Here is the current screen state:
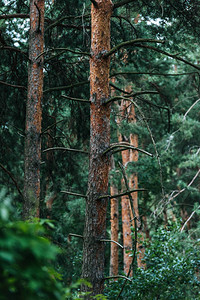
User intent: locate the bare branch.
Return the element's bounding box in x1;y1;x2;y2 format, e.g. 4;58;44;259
134;44;200;71
99;239;123;248
110;71;199;78
183;98;200;120
36;48;90;60
0;80;27;90
68;233;83;239
43;80;89;94
41;119;65;134
0;163;23;200
0;46;29;60
105;92;159;105
103;142;153;157
104;39;164;58
104;275;132;282
61;95;90;103
61;191;87;198
168;169;200;203
181;205;200;232
43;147;88;154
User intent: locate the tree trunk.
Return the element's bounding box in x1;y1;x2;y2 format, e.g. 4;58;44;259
23;0;44;219
110;185;119;277
81;0;113;296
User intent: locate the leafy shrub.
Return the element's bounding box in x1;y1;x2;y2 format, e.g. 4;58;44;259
106;224;200;299
0;191;64;300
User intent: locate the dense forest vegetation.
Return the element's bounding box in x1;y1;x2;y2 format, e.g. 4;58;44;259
0;0;200;299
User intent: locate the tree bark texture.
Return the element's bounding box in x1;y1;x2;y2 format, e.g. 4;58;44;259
110;185;119;277
23;0;44;219
81;0;113;296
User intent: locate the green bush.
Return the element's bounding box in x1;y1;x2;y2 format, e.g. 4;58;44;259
106;224;200;299
0;191;64;300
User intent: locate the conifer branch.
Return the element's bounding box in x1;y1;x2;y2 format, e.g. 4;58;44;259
99;239;123;248
61;191;87;198
43;80;89;94
0;80;27;90
61;95;90;103
134;44;200;71
43;147;88;154
104;39;164;58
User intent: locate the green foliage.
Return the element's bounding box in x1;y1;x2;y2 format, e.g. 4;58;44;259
106;224;200;299
0;194;64;300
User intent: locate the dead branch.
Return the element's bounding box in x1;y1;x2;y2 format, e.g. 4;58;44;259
104;39;164;58
43;80;89;94
61;95;90;103
43;147;88;154
99;239;123;248
61;191;87;198
0;163;23;200
134;43;200;71
103;142;153;157
0;80;27;90
104;275;132;282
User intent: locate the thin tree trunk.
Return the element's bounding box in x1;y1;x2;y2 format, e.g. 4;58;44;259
110;185;119;277
81;0;113;296
23;0;44;219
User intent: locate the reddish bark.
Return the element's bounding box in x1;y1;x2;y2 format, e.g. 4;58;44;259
110;185;119;277
23;0;44;219
81;0;113;296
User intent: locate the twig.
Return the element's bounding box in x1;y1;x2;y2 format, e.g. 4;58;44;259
99;239;123;248
43;147;88;154
183;98;200;120
167;169;200;203
105;92;159;105
181;205;200;232
61;191;87;198
61;95;90;103
0;163;23;200
104;275;132;282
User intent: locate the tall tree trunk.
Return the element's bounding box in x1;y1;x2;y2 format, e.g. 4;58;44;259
81;0;113;296
23;0;44;219
110;185;119;277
